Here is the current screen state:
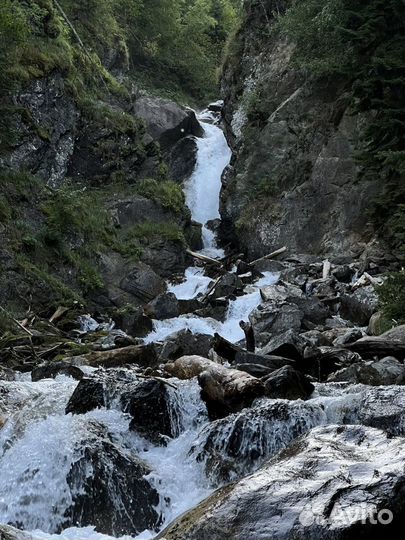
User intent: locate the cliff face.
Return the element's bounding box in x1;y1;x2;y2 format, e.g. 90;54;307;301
220;0;382;260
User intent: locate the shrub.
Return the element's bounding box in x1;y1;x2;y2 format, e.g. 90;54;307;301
377;271;405;324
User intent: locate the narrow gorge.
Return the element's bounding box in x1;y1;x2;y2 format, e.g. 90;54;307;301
0;1;404;539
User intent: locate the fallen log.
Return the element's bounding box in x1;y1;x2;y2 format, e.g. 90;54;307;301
250;246;287;266
65;344;158;369
345;337;405;360
165;355;219;379
322;259;331;280
186;249;222;266
198;362;264;419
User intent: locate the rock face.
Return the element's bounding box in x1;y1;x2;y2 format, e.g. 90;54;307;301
161;425;405;540
219;0;382;259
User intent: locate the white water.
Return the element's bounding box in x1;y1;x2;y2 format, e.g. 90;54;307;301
167;267;212;300
184;112;231;259
146;271;279;345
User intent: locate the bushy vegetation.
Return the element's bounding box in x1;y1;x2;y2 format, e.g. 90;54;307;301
277;0;405;252
0;0;241;106
377;270;405;324
136;179;187;215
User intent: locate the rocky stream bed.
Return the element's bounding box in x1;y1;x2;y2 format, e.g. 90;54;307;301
0;107;404;540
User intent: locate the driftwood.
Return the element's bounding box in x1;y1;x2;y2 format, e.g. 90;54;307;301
239;321;255;352
251;246;287;266
322;259;331;280
186;249;222;266
345;337;405;360
165;355;219;379
68;344;157;369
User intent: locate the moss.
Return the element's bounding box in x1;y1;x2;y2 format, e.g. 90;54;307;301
0;196;12;222
136;179;187;215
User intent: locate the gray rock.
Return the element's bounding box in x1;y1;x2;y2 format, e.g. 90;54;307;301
288;295;330;325
333;327;364;346
340;285;379;325
233;350;296;370
162;425;405;540
328;356;405;386
259;282;303;303
119;261;166;303
159;330;213;362
259;329;308;361
249;301;304;335
112;305;153;338
65;378;105;415
0;366;16;381
168;136;198;182
145;292;179;320
263;365;314;400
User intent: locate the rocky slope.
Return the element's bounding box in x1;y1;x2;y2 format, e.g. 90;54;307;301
219;0;392;261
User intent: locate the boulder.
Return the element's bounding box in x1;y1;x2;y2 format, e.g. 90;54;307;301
345;326;405;360
111;305;153;337
287;296;330;325
66;343;158;369
332;264;355;283
65;378;105;414
119;261;166;303
160;425;405;540
145;292;179;320
0;366;16;381
259;330;307;361
340;285;379;325
263;366;314;400
212;272;242;299
249;301;304;335
31;362;84;382
198;364;264;419
191;400;325;485
332;327;364;346
259;282;303;303
168;136;198;182
132;95;203;148
159;331;213;362
328;357;405;386
301;346;362;381
66;424;161;535
121;379;178;444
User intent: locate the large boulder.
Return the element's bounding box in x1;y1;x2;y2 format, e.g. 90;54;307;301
132;95;203;148
32;362;84;382
159;331;213;362
66;423;161;535
66;378;105;415
260;329;308;361
249;301;304;335
160;425;405;540
145;292;180;320
192;399;325;485
340;285;379;325
119;261;166;303
111;305;153;337
263;366;314;400
121;379;178;444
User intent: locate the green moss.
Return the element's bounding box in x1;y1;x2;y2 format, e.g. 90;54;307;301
0;196;11;222
136;179;187;215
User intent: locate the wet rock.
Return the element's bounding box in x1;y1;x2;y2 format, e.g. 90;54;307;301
91;329;137;350
145;292;179;320
0;525;34;540
191;399;325;485
213;272;242;299
340;285;379;325
162;425;405;540
328;357;405;386
31;362;84;382
249;302;304;335
112;305;153;338
122;379;177;444
263;366;314;400
159;331;213;362
0;366;16;381
65;378;105;415
198;364;264;419
66;423;161;535
168;136;198;182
